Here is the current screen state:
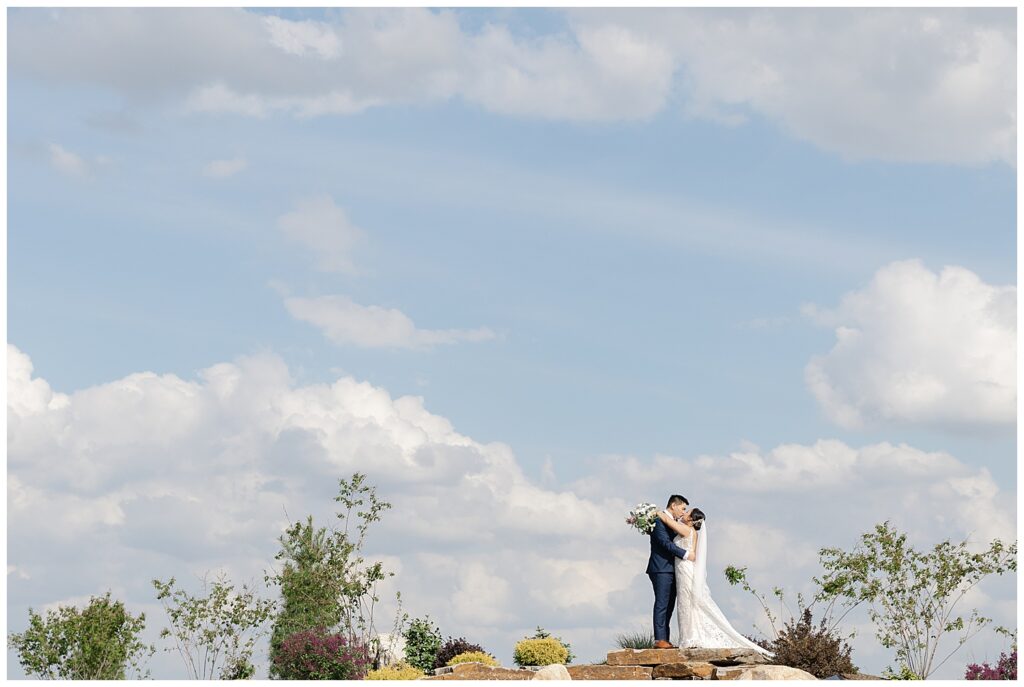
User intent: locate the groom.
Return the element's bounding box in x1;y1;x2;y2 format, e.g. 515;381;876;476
646;495;690;649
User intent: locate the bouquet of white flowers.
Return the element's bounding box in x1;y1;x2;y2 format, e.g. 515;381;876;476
626;503;660;535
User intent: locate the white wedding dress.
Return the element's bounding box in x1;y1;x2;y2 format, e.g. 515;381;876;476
673;526;773;655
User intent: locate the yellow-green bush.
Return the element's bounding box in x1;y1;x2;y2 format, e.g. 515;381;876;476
366;662;425;680
513;638;568;667
447;651;500;667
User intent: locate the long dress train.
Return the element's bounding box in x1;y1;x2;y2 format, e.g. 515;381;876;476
674;527;773;655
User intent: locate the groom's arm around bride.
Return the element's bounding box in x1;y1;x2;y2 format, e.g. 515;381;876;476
651;516;689;562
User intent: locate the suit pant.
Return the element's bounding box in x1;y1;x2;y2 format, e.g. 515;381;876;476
648;572;676;641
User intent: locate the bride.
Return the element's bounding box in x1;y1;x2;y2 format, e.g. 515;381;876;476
656;508;773;655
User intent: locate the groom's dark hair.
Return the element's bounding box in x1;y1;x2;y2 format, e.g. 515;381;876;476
667;495;689;508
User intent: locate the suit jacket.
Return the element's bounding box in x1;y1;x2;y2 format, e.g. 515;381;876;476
646;514;689;574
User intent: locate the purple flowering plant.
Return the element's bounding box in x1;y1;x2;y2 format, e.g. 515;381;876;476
964;651;1017;680
273;627;371;680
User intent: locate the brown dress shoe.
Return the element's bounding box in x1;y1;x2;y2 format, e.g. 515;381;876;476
653;640;677;649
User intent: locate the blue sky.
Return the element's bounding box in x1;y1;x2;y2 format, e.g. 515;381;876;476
7;7;1017;679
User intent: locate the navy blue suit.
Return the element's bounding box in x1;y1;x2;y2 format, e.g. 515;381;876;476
646;516;689;642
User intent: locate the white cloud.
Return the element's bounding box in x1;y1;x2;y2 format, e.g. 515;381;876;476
540;455;557;486
8;565;31;581
202;156;247;178
264;15;341;60
7;344;70;418
46;143;113;177
276;195;366;273
184;82;380;118
41;594;108;616
461;22;673;121
184;83;271;118
570;440;1014;550
6;344;1015;678
10;8;1013;164
711;521;818;573
572;8;1015;165
284;294;496;350
804;260;1016;431
451;562;512;625
48;143;89;176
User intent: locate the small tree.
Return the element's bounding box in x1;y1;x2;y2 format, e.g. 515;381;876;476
8;591;153;679
152;574;275;680
725;565;860;638
267;473;398;674
402;616;442;672
267;515;347;670
335;472;394;647
816;521;1017;679
724;567;858;677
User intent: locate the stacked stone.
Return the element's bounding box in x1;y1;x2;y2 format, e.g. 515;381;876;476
603;647;816;680
424;647;824;680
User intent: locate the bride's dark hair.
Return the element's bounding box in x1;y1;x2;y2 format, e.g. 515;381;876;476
689;508;706;531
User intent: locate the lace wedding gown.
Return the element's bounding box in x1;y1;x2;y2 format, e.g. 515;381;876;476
674;527;773;655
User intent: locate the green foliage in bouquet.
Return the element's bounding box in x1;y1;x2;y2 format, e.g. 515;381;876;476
448;650;499;667
366;661;425;680
626;503;659;535
513;638;568;667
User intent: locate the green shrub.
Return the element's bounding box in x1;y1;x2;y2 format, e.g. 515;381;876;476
366;661;424;680
8;592;153;680
762;608;857;679
434;637;485;669
530;626;574;663
615;630;654;649
513;638;568;667
884;664;923;680
448;651;499;667
403;616;442;673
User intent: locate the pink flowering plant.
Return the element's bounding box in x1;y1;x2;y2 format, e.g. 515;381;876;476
626;503;660;535
273;627;370;680
964;651;1017;680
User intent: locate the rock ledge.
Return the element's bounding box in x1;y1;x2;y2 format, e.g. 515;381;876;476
424;648;822;680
